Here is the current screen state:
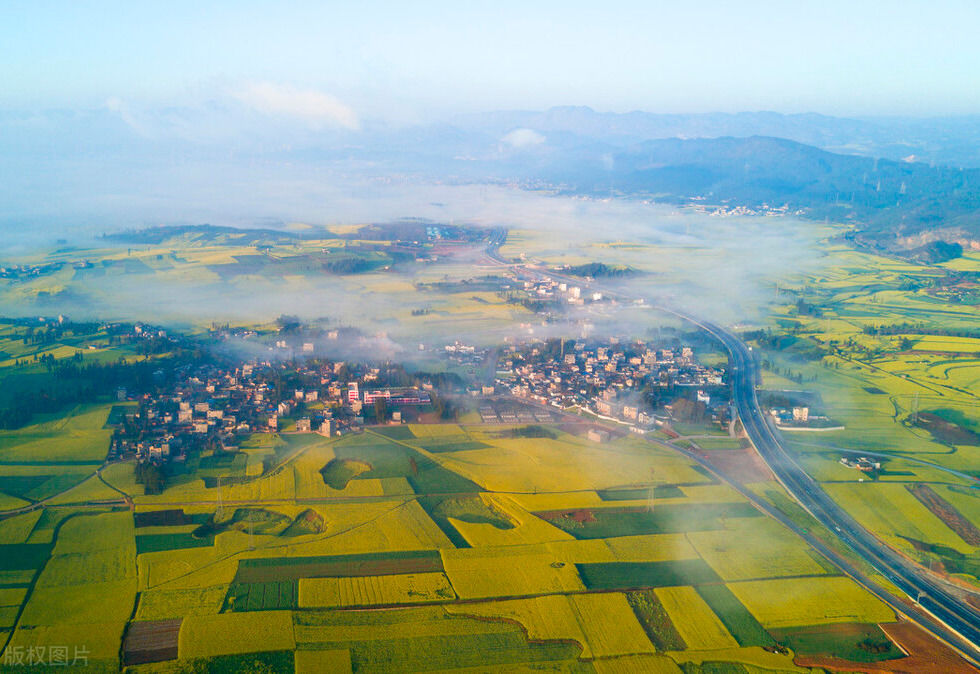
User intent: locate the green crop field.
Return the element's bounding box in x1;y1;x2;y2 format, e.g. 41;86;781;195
576;559;721;589
694;584;777;648
771;622;903;663
0;404;113;464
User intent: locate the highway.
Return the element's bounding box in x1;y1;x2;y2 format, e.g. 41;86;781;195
681;312;980;664
482;232;980;664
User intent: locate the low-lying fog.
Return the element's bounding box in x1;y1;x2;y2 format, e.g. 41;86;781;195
0;158;826;343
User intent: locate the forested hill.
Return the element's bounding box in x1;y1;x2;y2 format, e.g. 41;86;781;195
551;136;980;253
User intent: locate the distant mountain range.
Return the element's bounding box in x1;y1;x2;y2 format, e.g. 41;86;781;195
452;107;980;168
4;104;980;257
539;135;980;255
434;112;980;254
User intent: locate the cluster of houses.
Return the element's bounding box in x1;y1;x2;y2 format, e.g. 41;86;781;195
518;278;606;306
112;357;431;473
839;456;882;473
0;260;73;279
690;201;805;217
769;406;812;424
768;406;839;430
496;339;726;430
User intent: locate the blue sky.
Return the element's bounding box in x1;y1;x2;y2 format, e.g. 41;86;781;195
3;0;980;118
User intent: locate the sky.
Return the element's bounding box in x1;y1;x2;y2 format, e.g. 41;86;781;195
3;0;980;119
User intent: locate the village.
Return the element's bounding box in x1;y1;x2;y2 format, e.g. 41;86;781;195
444;334;731;434
497;338;729;432
110;337;435;490
107;319;733;491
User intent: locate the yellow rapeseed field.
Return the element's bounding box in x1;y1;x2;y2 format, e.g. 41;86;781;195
135;586;229;620
686;518;829;581
179;610;295;659
569;592;656;657
441;545;585;599
655;586;738;650
447;494;575;547
295;649;353;674
728;576;895;628
604;534;698;562
824;482;976;555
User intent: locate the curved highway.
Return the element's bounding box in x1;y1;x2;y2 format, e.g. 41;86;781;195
691;313;980;663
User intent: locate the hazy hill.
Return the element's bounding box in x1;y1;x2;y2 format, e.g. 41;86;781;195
453;106;980;168
550;136;980;252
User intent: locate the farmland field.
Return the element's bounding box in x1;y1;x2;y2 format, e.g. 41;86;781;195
655;586;739;650
0;404;113;464
728;576;895;629
0;403;935;671
537;502;761;539
298;572;455;608
749;242;980;601
686;517;830;581
576;559;720;590
771;622;903;664
694;584;777;648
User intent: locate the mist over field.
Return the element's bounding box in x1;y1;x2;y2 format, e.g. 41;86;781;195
0;155;824;340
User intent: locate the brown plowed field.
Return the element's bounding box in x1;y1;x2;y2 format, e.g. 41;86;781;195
123;618;181;666
794;620;977;673
906;483;980;546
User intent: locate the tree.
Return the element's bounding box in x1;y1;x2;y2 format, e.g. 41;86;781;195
136;462;165;495
374;397;387;423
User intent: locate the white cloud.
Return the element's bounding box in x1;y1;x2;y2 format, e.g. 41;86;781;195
234;82;360;130
104;96;149;136
501;128;545;148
